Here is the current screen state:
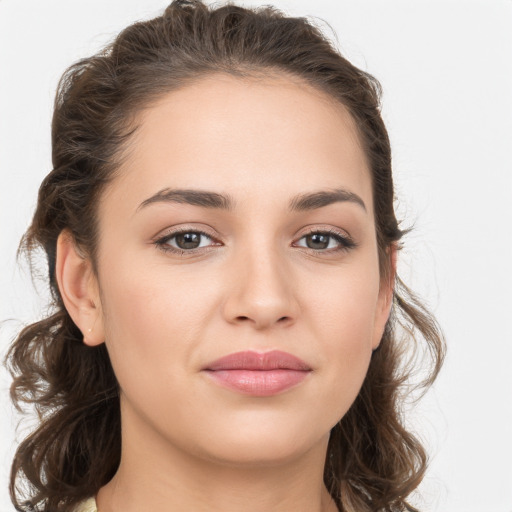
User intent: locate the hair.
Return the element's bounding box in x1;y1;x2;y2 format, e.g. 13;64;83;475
5;1;445;511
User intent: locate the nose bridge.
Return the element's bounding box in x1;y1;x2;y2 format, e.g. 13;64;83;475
223;232;298;329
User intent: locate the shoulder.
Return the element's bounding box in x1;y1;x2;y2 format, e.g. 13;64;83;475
72;497;97;512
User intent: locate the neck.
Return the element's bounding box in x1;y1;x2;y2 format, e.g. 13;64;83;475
96;402;338;512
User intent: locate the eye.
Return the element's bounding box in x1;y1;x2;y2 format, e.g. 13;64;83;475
154;229;219;254
153;227;356;256
294;229;356;253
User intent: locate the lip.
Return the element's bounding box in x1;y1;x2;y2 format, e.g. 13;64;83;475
202;350;312;396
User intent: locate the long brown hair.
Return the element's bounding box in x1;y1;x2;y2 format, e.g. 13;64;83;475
5;1;445;511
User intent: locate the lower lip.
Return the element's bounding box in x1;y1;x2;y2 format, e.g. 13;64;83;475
204;369;310;396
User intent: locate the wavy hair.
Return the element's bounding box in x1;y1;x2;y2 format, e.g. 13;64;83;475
5;1;445;511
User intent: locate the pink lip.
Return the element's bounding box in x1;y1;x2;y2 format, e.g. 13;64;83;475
202;350;312;396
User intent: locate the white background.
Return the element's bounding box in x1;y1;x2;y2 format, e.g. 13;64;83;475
1;1;511;511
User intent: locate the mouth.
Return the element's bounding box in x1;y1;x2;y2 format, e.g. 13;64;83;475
202;350;312;396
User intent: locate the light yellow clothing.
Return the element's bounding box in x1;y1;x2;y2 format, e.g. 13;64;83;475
73;497;97;512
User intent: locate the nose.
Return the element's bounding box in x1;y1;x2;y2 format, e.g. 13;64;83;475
222;245;299;331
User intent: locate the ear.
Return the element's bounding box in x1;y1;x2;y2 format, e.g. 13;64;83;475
372;243;398;350
55;230;105;346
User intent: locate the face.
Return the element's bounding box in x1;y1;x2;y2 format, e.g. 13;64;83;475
88;74;392;466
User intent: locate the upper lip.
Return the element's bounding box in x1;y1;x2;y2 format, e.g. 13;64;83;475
203;350;312;371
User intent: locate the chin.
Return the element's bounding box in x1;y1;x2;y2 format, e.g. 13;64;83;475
202;439;319;468
190;413;331;467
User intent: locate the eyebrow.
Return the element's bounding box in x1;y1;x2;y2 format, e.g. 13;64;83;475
289;188;366;212
137;187;366;213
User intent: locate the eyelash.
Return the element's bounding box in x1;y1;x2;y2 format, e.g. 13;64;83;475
153;227;357;256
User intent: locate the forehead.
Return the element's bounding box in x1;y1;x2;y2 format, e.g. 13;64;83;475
102;72;373;215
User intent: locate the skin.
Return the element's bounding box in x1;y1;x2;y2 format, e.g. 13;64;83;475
56;73;395;512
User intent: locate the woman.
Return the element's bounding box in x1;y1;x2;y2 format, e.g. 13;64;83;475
5;1;445;511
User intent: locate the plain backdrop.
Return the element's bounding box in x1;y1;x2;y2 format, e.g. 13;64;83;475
1;1;511;511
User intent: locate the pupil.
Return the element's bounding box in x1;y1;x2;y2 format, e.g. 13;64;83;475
308;233;329;249
177;232;200;249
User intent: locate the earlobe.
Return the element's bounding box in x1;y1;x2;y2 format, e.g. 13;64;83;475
372;243;398;350
55;230;105;346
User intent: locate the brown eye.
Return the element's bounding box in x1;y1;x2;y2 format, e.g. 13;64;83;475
294;230;356;253
155;229;218;254
175;232;202;249
305;233;330;250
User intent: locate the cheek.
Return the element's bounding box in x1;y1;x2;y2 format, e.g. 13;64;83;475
308;265;380;413
311;260;380;344
97;255;217;392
